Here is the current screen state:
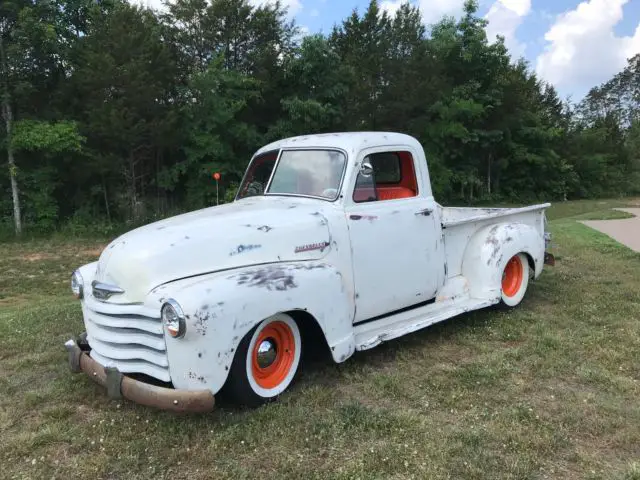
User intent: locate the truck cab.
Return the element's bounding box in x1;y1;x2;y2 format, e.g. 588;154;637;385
65;132;553;411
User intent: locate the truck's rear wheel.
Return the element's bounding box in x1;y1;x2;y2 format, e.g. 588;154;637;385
224;313;302;407
500;253;530;307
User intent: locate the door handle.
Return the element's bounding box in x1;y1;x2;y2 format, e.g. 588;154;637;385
415;208;433;217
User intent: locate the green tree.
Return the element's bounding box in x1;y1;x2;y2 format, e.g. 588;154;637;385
169;57;261;208
0;0;63;234
66;1;180;220
269;34;351;138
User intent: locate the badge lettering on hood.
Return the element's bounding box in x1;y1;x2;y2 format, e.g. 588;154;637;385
294;241;330;254
92;281;125;301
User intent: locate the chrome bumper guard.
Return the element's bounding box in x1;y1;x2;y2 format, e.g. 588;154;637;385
64;335;215;413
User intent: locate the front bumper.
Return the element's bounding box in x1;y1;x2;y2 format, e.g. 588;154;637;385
64;335;215;413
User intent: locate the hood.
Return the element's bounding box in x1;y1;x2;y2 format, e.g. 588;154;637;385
93;196;336;303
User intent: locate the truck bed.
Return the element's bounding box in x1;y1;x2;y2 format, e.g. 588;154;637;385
441;203;551;228
440;203;550;281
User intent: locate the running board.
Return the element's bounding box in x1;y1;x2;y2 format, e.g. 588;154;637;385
354;297;497;351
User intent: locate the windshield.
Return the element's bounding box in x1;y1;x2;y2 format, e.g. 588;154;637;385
237;149;347;201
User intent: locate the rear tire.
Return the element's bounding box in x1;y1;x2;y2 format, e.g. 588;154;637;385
223;313;302;407
500;253;530;307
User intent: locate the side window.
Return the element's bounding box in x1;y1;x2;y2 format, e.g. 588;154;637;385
352;151;418;203
371;152;401;183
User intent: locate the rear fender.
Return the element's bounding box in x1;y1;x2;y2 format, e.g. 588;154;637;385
461;222;545;302
152;262;355;394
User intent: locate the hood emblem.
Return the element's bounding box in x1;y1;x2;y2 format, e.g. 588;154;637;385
294;241;330;254
92;281;125;301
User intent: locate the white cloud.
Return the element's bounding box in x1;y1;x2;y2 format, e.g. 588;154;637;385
379;0;466;24
419;0;466;23
536;0;640;97
380;0;404;17
484;0;531;58
249;0;302;16
298;25;310;36
130;0;169;11
310;8;319;17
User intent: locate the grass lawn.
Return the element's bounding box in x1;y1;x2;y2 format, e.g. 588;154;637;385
1;199;639;479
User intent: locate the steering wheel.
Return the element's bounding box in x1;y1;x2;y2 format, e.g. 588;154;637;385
321;188;338;198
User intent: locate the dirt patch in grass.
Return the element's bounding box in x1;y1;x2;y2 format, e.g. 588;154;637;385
78;247;105;257
19;252;58;262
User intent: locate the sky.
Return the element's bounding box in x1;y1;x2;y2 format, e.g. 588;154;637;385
135;0;640;101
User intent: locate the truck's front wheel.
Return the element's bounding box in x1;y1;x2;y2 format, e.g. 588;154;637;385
224;313;302;407
500;253;530;307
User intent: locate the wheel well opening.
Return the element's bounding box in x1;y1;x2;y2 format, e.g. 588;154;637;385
285;309;332;362
523;252;535;278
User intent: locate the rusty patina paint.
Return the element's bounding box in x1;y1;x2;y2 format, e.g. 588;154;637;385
66;132;552;409
233;265;297;291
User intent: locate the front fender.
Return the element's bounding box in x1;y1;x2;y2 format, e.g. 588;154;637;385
461;222;545;302
152;262;355;394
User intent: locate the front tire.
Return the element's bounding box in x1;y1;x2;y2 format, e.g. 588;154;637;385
224;313;302;407
500;253;530;307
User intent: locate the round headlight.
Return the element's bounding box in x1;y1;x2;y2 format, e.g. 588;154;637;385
71;270;84;299
162;299;186;338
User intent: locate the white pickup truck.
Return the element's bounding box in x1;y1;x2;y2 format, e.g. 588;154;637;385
64;132;554;412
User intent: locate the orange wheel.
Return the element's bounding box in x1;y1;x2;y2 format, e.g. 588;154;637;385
502;256;524;297
500;253;530;307
223;313;302;407
250;321;296;389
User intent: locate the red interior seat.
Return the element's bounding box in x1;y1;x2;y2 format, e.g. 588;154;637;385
377;186;415;200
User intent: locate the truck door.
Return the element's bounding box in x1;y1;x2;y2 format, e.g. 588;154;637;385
345;147;445;323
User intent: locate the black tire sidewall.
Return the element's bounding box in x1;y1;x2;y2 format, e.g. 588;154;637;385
222;316;301;408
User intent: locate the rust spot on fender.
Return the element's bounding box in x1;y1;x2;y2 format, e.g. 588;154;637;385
485;234;500;265
194;310;213;336
187;371;206;383
232;266;297;291
230;264;326;291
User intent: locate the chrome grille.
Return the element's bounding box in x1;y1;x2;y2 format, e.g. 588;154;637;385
81;300;170;382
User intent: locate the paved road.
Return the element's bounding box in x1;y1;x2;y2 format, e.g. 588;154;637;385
581;208;640;253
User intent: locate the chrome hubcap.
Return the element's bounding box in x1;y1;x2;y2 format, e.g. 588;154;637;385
256;338;277;369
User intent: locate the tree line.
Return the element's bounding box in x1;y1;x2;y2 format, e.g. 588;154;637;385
1;0;639;235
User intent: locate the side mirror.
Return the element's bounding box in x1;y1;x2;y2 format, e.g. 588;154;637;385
360;161;374;177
